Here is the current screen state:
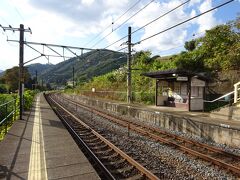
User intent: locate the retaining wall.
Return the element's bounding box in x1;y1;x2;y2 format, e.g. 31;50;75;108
63;94;240;147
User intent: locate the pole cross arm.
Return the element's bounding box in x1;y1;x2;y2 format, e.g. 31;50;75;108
0;25;32;33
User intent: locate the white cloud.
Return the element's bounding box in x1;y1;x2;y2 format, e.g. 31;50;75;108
196;0;218;33
188;0;202;7
0;0;230;70
81;0;95;6
128;0;193;54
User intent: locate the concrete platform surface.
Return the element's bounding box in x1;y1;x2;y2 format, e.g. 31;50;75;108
0;93;100;180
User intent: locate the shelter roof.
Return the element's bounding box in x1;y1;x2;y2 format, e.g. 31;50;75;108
142;69;208;81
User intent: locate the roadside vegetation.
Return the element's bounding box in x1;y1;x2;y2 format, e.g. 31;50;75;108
0;90;37;140
0;65;39;140
67;17;240;106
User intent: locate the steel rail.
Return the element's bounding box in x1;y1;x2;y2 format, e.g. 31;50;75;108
60;95;240;176
45;94;116;180
47;94;159;180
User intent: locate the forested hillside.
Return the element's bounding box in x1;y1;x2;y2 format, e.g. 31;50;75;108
38;49;127;86
27;63;54;77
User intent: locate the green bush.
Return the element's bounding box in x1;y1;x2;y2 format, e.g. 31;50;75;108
134;91;155;105
0;90;37;140
204;101;230;112
0;94;18;140
0;94;16;120
23;90;38;110
0;84;8;93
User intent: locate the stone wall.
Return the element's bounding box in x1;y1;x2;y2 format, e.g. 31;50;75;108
63;94;240;147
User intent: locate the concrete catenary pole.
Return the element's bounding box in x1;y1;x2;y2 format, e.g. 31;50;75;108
19;24;24;120
127;26;132;103
72;66;75;88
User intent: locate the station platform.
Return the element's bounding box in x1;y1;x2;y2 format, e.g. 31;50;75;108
64;94;240;147
137;104;240;130
0;93;100;180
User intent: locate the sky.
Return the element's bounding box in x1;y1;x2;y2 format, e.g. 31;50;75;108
0;0;239;70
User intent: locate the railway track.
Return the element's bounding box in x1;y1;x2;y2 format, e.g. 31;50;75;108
52;93;240;177
46;93;159;180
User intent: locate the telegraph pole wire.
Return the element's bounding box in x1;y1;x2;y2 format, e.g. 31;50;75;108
84;0;142;46
90;0;155;48
0;24;32;120
104;0;190;49
133;0;234;45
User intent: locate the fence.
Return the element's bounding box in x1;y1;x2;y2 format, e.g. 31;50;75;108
204;81;240;111
77;90;155;104
0;98;18;139
234;81;240;103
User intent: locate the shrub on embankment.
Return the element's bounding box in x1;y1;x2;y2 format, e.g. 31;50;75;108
0;90;38;140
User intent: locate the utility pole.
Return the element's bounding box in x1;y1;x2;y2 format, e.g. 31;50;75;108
35;70;38;85
72;66;75;88
0;24;32;120
127;26;132;103
42;79;44;89
19;24;24;119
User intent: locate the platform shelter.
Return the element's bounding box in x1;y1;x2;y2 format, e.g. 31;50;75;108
143;69;208;111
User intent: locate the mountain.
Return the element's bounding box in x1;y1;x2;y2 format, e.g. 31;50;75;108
33;49;127;85
0;70;3;77
26;63;54;77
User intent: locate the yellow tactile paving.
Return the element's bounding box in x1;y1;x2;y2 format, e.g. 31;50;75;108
28;96;48;180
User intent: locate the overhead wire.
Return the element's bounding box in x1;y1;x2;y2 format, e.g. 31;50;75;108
101;0;234;65
83;46;127;62
132;0;190;35
133;0;234;45
0;10;16;40
14;7;25;22
104;0;190;49
95;0;191;63
157;14;236;56
0;16;9;25
157;31;205;54
99;47;127;60
6;0;25;23
90;0;155;48
84;0;142;46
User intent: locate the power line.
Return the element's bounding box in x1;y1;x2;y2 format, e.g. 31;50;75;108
132;0;190;35
84;0;142;46
114;0;142;23
0;14;20;40
0;16;9;25
0;24;32;120
133;0;234;45
14;7;25;22
83;47;127;63
90;0;155;48
142;30;205;55
104;0;190;49
78;46;127;67
6;0;24;22
158;15;235;55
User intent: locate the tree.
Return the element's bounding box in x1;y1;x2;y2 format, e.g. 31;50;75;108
198;21;240;70
184;40;197;51
133;51;152;65
174;50;205;72
0;84;8;93
2;66;32;92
